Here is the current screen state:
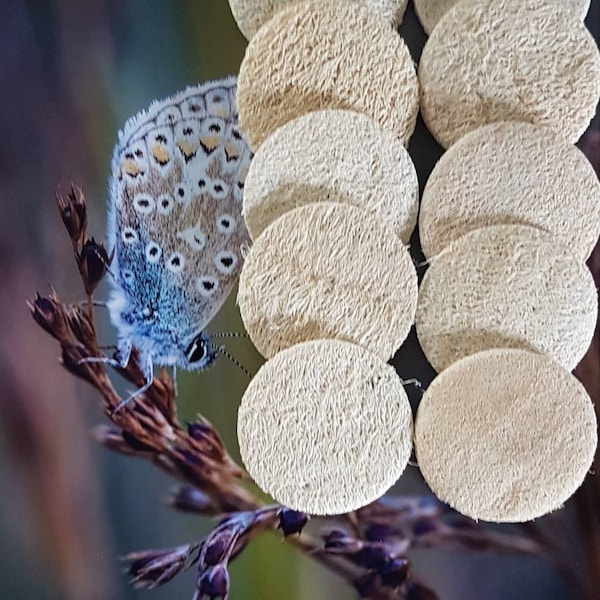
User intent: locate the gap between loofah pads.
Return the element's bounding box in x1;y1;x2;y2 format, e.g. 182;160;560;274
228;0;599;523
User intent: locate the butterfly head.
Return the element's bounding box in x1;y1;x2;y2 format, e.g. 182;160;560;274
183;331;218;371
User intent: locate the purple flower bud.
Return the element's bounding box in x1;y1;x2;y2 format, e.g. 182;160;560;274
202;533;232;567
352;544;390;569
323;529;362;554
170;486;215;514
378;557;409;588
197;564;230;599
277;508;309;536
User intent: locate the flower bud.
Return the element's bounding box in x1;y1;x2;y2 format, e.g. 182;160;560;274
29;292;70;342
77;238;110;294
197;563;229;599
277;508;309;536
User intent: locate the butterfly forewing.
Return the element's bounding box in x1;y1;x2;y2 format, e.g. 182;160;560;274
107;77;251;365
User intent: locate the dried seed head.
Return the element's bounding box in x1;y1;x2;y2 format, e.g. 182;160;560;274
277;508;309;537
322;529;363;554
169;486;215;514
196;563;230;599
56;184;87;247
352;544;390;569
67;305;96;346
378;557;410;588
77;238;110;294
201;532;233;567
126;544;191;589
60;343;99;385
28;291;70;342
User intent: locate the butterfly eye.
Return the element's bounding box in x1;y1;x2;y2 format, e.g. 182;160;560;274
185;334;209;364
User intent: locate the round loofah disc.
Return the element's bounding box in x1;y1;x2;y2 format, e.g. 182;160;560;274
243;109;419;243
418;0;600;148
237;1;419;150
414;0;591;35
415;225;598;373
415;349;598;522
238;202;418;360
229;0;409;40
419;121;600;262
238;339;414;514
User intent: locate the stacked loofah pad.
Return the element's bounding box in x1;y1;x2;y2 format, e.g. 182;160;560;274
236;1;419;149
243;109;419;243
231;0;420;515
229;0;410;39
418;0;600;148
415;349;598;522
414;0;591;36
229;0;599;521
418;121;600;262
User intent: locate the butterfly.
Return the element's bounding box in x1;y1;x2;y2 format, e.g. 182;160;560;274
104;77;252;403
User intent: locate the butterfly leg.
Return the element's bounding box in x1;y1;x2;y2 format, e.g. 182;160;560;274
78;338;131;369
111;352;154;413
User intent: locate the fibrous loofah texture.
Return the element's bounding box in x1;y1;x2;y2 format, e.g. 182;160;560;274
419;121;600;262
238;339;414;514
415;349;598;522
415;225;597;373
237;1;419;150
413;0;591;35
418;0;600;148
229;0;409;39
243;109;419;243
238;202;418;360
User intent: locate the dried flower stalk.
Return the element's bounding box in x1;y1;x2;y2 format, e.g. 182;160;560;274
28;185;591;599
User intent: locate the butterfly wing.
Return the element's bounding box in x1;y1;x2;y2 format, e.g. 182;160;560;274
107;77;251;365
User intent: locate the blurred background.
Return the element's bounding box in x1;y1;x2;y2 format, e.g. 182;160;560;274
0;1;598;599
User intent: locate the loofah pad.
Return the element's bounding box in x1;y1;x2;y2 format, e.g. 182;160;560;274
418;0;600;148
414;0;591;35
237;339;414;514
243;109;419;243
415;349;598;522
415;225;597;373
229;0;409;40
238;202;418;360
419;121;600;262
237;1;419;150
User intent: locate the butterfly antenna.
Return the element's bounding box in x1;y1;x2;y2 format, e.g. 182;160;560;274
210;331;249;339
216;345;252;379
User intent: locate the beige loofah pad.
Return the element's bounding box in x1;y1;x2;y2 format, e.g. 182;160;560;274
415;349;598;522
237;1;419;150
415;225;597;373
237;339;414;514
418;0;600;148
229;0;409;40
414;0;591;36
238;202;418;360
243;109;419;243
419;121;600;262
